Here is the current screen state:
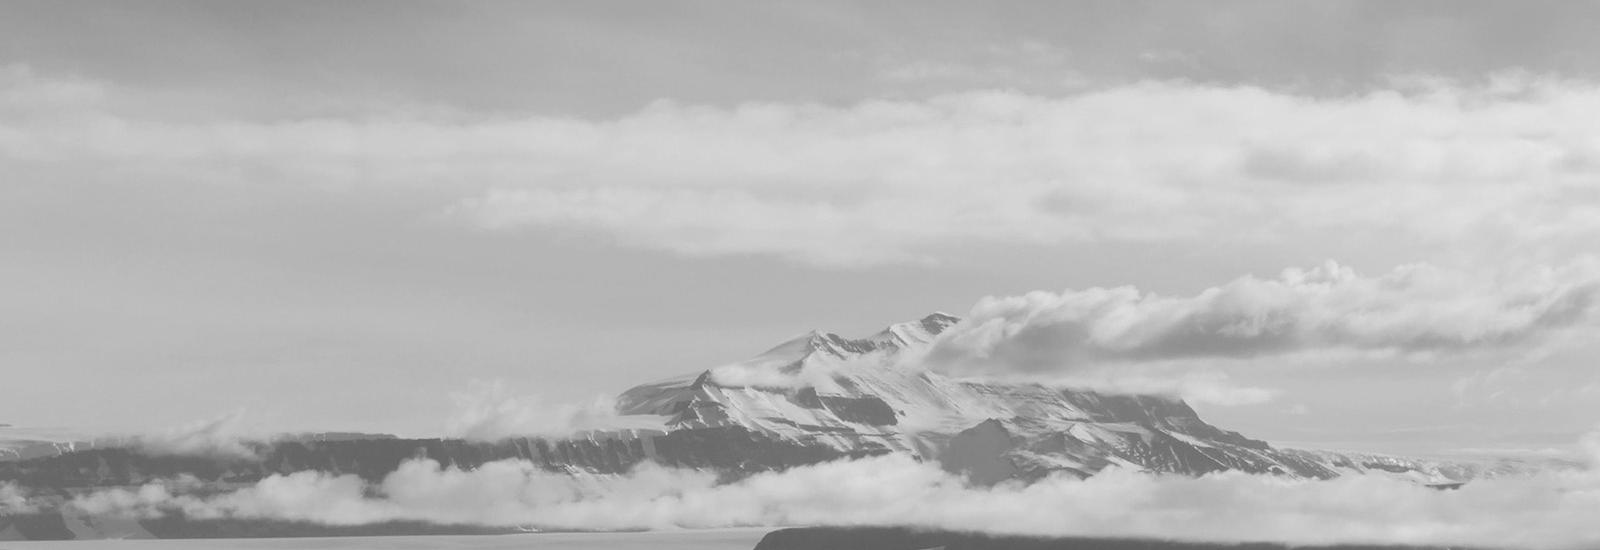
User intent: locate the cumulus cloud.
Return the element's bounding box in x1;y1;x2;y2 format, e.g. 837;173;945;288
58;442;1600;549
445;380;662;441
925;260;1600;376
8;65;1600;267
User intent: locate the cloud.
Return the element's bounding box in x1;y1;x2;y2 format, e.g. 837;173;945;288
1039;369;1282;407
925;260;1600;376
133;410;257;459
0;481;35;514
707;362;835;389
444;380;663;441
57;438;1600;549
442;80;1600;267
9;65;1600;267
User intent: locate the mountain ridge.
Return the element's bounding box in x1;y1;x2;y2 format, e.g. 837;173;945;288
613;312;1548;484
3;313;1545;484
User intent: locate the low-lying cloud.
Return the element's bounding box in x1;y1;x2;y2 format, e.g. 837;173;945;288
926;260;1600;376
133;410;258;459
445;380;662;441
47;446;1600;549
0;481;35;514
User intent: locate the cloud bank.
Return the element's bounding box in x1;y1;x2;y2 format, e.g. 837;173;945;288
8;66;1600;267
926;260;1600;377
49;448;1600;549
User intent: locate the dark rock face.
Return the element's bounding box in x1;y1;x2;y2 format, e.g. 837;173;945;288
793;388;898;426
753;527;1457;550
136;514;518;539
0;512;76;541
938;419;1024;484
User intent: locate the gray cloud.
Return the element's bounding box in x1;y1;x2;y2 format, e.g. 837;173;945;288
926;260;1600;376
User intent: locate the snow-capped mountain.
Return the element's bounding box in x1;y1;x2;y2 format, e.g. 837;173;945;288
0;314;1551;494
614;313;1542;484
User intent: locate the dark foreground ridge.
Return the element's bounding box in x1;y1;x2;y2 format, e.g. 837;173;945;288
754;527;1466;550
0;511;521;540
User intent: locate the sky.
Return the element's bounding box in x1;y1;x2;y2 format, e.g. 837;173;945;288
3;0;1600;456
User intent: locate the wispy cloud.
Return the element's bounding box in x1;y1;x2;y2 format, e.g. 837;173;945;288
8;66;1600;267
1037;369;1282;407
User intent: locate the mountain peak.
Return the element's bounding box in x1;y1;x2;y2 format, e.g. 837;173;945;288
867;312;962;350
746;313;963;369
917;311;962;333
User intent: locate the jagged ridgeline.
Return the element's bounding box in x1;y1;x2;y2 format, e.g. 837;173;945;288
0;314;1542;540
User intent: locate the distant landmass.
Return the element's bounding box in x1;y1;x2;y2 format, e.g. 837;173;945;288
754;527;1459;550
0;314;1566;540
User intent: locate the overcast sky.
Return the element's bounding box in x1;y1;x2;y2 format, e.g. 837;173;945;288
5;0;1600;456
